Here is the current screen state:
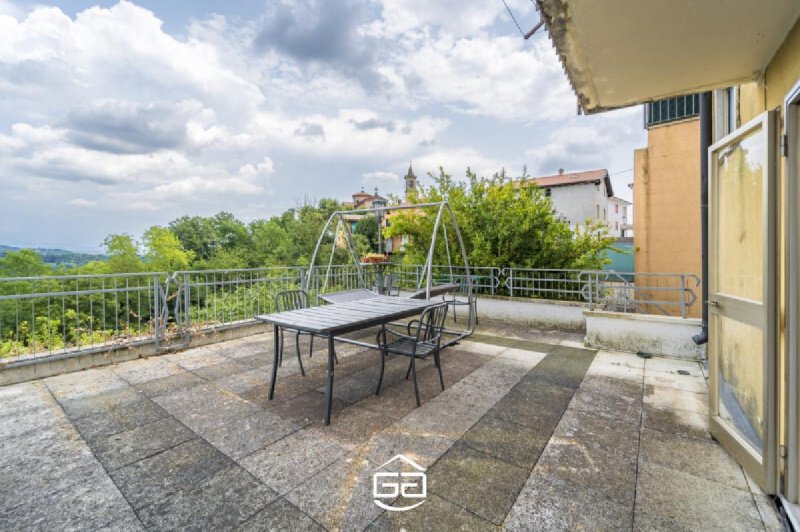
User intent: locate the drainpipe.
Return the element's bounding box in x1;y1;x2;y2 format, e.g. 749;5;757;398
693;92;712;347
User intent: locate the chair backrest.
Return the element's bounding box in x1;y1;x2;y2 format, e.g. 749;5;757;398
414;303;449;343
383;272;395;290
459;278;474;296
274;289;310;312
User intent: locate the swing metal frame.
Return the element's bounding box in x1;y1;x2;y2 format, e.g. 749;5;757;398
304;201;475;348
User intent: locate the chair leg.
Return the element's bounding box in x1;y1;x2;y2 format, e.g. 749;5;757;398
295;330;305;377
452;304;457;323
309;334;314;358
473;300;479;325
376;349;386;395
278;328;284;366
434;348;445;391
405;357;413;380
410;355;421;407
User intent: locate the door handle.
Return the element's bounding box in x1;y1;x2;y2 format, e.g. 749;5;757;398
707;299;719;307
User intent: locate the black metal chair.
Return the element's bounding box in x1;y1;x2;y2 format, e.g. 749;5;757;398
442;279;478;325
381;272;400;296
375;303;449;407
274;289;325;376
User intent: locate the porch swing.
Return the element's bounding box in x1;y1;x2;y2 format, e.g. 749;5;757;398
303;201;476;347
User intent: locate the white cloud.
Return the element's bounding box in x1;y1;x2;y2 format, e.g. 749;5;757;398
527;126;615;174
361;171;399;186
0;1;645;249
0;2;263;121
411;146;507;179
391;34;574;122
10;123;64;145
526;107;642;174
249;109;449;160
370;0;533;38
68;198;95;207
0;1;22;18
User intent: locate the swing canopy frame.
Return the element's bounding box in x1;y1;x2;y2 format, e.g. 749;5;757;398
304;200;476;345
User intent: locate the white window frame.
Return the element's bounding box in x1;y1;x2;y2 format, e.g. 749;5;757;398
714;87;738;141
708;109;779;494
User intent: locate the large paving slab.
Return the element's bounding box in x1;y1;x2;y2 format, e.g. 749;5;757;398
0;323;782;530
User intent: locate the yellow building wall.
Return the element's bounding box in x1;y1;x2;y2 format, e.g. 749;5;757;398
739;17;800;124
718;16;800;482
633;118;702;317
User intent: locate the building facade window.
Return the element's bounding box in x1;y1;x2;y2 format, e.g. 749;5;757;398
644;94;701;128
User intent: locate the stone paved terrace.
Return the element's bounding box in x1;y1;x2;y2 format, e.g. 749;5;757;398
0;322;783;531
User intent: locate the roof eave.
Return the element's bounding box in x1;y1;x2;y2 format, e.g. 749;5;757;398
534;0;800;114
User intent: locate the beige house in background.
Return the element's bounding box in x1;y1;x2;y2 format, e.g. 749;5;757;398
633;95;702;317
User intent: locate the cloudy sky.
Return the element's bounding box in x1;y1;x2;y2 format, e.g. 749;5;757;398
0;0;644;252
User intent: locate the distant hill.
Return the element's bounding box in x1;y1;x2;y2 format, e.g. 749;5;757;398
0;244;107;268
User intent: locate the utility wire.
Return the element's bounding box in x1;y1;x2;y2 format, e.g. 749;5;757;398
609;168;634;176
502;0;544;39
502;0;526;38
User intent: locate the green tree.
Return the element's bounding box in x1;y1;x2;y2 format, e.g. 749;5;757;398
354;215;380;253
142;226;195;271
103;234;144;273
385;168;615;270
169;212;251;264
0;249;51;277
212;211;251;252
168;216;218;261
248;218;293;266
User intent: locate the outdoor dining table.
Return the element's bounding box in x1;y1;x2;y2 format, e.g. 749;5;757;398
256;294;435;425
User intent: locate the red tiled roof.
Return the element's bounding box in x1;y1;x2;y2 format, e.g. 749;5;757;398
354;194;387;209
522;169;613;197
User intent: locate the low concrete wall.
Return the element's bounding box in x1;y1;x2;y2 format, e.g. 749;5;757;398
0;321;271;387
584;310;705;360
1;300;704;386
476;296;588;331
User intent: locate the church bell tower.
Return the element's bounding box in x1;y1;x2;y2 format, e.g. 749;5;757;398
404;163;417;198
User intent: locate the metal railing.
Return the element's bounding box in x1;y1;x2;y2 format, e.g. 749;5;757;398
0;265;700;363
0;272;167;361
504;268;585;301
579;271;701;319
174;267;306;332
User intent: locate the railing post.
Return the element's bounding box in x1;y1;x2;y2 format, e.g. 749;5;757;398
153;273;161;348
313;267;320;303
508;268;514;298
183;273;191;331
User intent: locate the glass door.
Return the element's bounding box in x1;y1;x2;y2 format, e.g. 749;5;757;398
708;110;778;492
785;81;800;503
